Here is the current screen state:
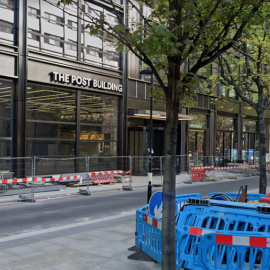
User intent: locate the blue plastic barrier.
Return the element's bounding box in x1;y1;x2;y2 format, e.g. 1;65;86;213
175;199;270;269
136;193;270;270
135;206;162;263
208;192;268;202
195;232;270;270
177;199;270;233
176;225;204;270
135;193;202;265
175;193;202;214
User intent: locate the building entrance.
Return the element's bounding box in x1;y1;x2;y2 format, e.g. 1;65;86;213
128;127;164;175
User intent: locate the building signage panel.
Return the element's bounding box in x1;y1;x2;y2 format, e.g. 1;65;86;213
50;71;123;93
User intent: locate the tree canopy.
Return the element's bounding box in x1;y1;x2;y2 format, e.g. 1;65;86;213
210;23;270;193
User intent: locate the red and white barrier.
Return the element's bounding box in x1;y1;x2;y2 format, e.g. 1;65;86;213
0;170;131;185
189;226;270;247
89;170;131;176
216;234;270;248
143;213;162;230
89;170;131;185
190;164;259;171
0;175;81;185
189;227;219;236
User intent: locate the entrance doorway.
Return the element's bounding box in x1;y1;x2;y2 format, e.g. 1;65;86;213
128;127;164;175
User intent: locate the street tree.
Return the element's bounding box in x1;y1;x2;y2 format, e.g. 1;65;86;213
49;0;267;268
212;24;270;194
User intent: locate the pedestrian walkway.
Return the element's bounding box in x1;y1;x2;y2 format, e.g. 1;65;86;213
0;170;259;203
0;210;160;270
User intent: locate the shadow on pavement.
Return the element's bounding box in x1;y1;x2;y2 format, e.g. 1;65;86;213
127;246;157;262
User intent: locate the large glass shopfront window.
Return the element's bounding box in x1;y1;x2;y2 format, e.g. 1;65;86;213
79;92;118;156
243;119;259;164
26;84;119;157
216;116;237;165
26;85;76;156
0;79;13;156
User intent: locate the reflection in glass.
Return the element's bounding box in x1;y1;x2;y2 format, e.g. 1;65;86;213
80;92;118;156
0;79;13;156
189;114;206;129
26;84;119;157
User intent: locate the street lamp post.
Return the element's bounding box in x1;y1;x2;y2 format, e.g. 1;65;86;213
140;68;153;203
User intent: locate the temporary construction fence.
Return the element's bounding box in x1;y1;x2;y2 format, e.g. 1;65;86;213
0;155;261;190
195;231;270;270
131;155;189;176
190;163;260;181
0;156;134;199
135;192;270;270
189;155;259;168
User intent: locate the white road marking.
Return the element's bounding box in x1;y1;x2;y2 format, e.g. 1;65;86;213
0;209;136;243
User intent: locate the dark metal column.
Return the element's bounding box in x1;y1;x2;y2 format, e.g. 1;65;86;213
76;90;81;156
77;0;82;62
238;113;243;161
120;0;129;157
13;0;27;176
14;0;27;154
210;110;216;165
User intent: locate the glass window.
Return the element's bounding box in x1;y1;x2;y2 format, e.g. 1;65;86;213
44;12;64;25
67;20;76;30
44;33;64;48
67;40;77;51
243;119;257;132
80;92;119;156
81;1;121;69
217;116;234;131
26;84;119;157
27;141;75;157
137;84;145;99
221;85;226;97
0;17;14;43
128;81;136;97
189;114;207;129
0;0;13;9
0;79;14;156
26;84;76;156
28;7;39;18
0;21;13;33
228;87;236;98
26;122;76;139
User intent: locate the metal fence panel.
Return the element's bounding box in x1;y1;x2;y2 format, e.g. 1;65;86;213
34;157;86;176
87;156;131;173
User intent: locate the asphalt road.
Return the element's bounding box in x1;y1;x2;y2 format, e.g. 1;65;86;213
0;175;264;239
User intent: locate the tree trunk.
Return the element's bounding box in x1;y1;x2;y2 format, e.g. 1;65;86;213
161;64;180;270
258;110;267;194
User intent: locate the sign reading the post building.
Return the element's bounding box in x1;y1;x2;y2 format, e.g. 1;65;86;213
50;71;123;93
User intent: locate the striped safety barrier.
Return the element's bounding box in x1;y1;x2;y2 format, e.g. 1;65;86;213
143;213;162;230
90;170;131;176
0;175;81;184
190;164;259;170
136;192;270;270
215;233;270;247
89;170;131;185
196;232;270;269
